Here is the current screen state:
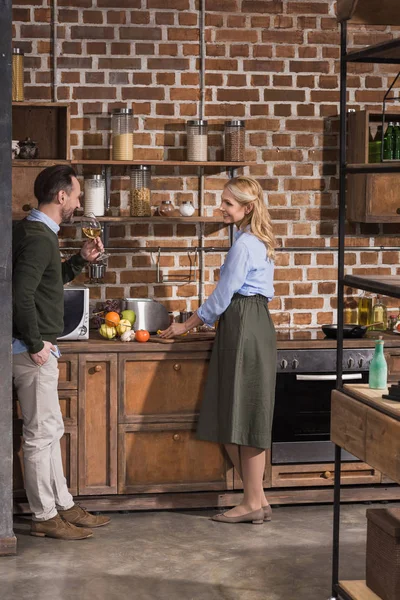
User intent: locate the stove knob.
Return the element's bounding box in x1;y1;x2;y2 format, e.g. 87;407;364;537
292;359;299;369
280;359;288;369
358;358;364;368
347;357;354;368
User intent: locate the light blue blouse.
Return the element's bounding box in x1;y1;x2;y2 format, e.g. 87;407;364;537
197;228;274;327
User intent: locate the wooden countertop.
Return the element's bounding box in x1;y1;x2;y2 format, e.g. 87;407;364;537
58;330;400;353
343;383;400;421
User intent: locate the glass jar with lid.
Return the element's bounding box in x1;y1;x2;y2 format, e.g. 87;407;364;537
84;175;105;216
130;165;151;217
12;48;24;102
111;108;134;161
187;120;208;162
158;200;174;217
224;120;245;162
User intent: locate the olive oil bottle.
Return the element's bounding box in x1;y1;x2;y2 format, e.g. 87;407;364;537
371;295;387;330
358;292;373;326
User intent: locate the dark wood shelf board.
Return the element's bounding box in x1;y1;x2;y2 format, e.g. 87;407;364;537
346;162;400;173
342;275;400;299
12;159;71;167
12;101;70;107
71;160;253;167
345;37;400;64
71;215;225;224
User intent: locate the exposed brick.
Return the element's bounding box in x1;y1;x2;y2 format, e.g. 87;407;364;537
120;27;161;40
242;1;283;13
98;58;141;69
147;58;190;70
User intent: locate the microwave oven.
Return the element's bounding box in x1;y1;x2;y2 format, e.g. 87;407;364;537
57;285;89;341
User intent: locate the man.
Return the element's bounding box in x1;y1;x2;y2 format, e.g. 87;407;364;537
12;165;110;540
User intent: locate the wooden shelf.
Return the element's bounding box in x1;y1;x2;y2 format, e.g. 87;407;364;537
338;580;382;600
342;275;400;299
72;160;253;167
71;215;225;224
12;159;71;167
346;162;400;173
345;38;400;64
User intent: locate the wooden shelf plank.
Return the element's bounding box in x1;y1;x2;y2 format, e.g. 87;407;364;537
345;38;400;63
339;580;382;600
12;101;70;107
342;275;400;299
71;216;225;224
71;159;254;167
12;159;71;167
347;162;400;173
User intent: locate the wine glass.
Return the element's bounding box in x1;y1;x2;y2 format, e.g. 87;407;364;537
80;212;109;262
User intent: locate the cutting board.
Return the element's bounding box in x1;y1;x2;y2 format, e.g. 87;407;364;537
148;332;216;343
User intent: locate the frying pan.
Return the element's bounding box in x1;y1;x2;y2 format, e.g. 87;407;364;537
322;323;382;339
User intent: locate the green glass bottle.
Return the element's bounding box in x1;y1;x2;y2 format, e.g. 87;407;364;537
383;122;395;160
394;122;400;160
374;124;383;162
369;337;388;390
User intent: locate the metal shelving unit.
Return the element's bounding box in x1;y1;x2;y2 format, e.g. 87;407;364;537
331;10;400;600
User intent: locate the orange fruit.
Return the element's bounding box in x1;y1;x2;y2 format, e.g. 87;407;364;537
105;311;120;327
135;329;150;343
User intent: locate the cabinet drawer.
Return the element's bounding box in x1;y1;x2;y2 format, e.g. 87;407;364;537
58;354;78;389
271;462;381;488
13;391;77;425
119;354;209;423
118;423;228;494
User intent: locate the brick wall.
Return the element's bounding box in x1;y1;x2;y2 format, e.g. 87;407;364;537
12;0;400;327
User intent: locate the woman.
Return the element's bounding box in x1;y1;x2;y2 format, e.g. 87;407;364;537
160;176;277;525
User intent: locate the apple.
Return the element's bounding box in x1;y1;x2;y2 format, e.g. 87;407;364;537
121;309;136;325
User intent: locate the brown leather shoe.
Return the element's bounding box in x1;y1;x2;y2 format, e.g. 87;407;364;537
30;514;93;540
262;504;272;522
211;508;264;524
58;504;110;528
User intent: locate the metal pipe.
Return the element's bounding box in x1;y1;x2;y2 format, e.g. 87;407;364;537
198;2;206;304
59;245;400;253
52;0;57;102
199;0;205;120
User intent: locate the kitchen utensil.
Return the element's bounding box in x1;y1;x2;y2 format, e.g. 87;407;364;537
123;298;169;333
179;311;193;323
87;262;106;283
322;323;383;339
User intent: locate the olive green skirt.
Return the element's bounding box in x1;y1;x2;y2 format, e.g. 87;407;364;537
196;293;277;449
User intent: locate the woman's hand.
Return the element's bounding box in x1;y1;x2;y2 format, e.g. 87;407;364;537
159;323;187;339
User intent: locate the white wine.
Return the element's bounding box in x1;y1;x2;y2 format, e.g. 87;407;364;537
82;227;101;239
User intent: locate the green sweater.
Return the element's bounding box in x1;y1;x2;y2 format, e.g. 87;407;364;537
13;220;87;354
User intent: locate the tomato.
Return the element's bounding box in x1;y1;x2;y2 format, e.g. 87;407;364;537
135;329;150;343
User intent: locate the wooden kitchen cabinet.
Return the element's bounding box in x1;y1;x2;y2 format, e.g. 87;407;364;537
119;352;209;423
347;110;400;223
118;423;229;494
271;462;381;488
78;353;118;495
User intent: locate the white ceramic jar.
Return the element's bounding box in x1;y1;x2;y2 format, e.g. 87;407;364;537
179;200;195;217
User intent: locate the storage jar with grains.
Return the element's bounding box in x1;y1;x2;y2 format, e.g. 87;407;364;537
112;108;134;161
84;175;105;216
224;120;245;162
12;48;24;102
130;165;151;217
187;120;208;162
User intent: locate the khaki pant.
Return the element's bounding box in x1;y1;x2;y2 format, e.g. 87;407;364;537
12;352;74;521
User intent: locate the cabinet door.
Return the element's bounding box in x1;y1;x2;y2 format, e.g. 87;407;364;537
118;423;229;494
58;354;78;389
119;352;209;423
271;462;381;488
78;354;118;495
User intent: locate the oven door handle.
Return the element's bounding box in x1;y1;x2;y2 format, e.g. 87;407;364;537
295;373;363;381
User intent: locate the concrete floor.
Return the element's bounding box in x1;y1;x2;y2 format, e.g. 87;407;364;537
1;502;398;600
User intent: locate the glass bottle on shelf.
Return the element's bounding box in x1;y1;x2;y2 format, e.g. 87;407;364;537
371;295;387;330
383;122;395;160
369;337;388;390
358;291;373;326
368;126;376;163
394;122;400;160
343;298;358;324
374;123;383;162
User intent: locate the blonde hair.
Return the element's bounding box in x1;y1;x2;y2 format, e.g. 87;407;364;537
224;176;276;260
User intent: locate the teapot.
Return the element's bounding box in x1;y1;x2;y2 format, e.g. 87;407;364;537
18;137;39;159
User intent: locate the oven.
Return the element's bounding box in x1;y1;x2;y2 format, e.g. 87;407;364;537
271;348;374;464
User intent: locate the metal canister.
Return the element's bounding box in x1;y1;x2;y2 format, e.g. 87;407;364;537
12;48;24;102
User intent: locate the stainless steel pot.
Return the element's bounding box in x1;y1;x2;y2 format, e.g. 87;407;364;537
123;298;169;333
